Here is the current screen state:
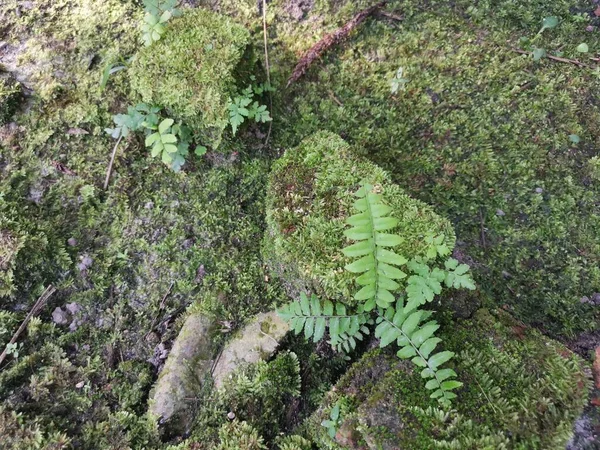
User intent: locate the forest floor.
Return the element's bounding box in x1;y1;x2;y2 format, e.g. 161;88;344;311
1;0;600;448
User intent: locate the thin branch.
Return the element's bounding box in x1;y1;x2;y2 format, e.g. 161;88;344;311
145;282;174;339
0;285;56;368
262;0;273;146
287;1;387;87
104;134;123;190
512;47;592;68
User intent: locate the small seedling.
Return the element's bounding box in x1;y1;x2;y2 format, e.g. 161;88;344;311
321;404;342;439
576;43;589;53
390;67;408;94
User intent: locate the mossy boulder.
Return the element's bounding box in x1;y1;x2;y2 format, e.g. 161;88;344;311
263;131;455;304
0;76;22;125
129;9;252;149
305;309;589;449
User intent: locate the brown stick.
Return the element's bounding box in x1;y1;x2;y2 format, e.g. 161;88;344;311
104;134;123;190
0;285;56;368
512;48;592;68
287;1;387;87
145;282;174;339
262;0;273;146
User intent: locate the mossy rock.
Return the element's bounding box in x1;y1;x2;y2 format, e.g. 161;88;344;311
129;9;252;149
0;76;22;125
304;309;589;449
263;131;455;304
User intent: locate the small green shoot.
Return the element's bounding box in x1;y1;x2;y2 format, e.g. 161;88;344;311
321;403;342;439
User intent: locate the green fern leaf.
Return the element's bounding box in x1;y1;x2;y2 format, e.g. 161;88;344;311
343;182;407;311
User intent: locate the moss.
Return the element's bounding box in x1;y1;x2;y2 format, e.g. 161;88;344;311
264;131;455;304
0;77;22;124
264;0;600;336
129;9;252;149
307;309;589;449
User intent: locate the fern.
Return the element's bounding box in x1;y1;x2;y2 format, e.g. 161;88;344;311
342;183;407;311
374;299;462;407
278;293;369;350
277;182;476;408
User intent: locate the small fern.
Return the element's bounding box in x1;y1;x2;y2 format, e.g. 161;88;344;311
342;183;407;311
374;299;462;406
278;293;370;351
278;181;476;408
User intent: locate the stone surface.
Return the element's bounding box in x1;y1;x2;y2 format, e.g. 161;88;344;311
148;313;214;436
305;309;589;449
212;311;290;389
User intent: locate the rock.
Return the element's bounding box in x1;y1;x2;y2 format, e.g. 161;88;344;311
129;9;252;149
51;307;69;325
212;311;290;389
305;309;589;449
263;131;456;305
148;313;214;436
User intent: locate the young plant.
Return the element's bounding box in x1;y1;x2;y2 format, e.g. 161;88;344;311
227;85;272;135
278;182;476;407
141;0;181;47
321;403;342;439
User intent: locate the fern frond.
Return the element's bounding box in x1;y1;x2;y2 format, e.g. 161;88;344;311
343;182;407;311
375;299;462;407
278;293;369;346
444;258;476;290
404;259;445;312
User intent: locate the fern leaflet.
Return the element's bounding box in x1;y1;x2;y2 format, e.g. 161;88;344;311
342;183;407;311
374;299;462;407
278;293;369;347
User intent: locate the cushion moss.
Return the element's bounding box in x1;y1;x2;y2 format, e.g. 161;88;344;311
0;77;22;125
264;131;455;304
305;309;589;449
129;9;252;149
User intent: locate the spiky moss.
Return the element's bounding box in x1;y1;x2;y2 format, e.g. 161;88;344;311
237;0;600;338
0;77;22;124
263;131;455;304
0;1;280;447
304;309;589;449
129;8;252;149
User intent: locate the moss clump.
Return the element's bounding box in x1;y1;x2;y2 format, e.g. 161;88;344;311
263;131;455;304
0;77;22;124
129;9;252;149
306;309;589;449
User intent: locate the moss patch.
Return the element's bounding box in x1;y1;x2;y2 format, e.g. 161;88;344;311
0;77;22;124
264;131;455;304
306;309;589;449
129;9;252;148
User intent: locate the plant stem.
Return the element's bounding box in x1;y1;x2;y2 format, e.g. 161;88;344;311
104;134;123;190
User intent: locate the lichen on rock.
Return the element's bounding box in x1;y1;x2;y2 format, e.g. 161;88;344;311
129;8;253;149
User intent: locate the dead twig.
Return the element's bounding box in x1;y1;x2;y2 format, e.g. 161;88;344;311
262;0;273;146
0;285;56;368
377;10;403;21
479;208;487;249
145;282;174;339
287;1;387;87
104;134;123;190
512;48;591;68
328;91;344;106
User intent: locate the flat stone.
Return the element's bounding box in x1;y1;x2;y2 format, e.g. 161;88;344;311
212;311;290;389
148;313;214;436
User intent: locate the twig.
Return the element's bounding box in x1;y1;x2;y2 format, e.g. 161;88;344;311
104;134;123;190
262;0;273;146
287;1;387;87
328;91;344;106
377;10;403;21
0;285;56;368
512;48;592;68
479;208;487;249
145;282;174;339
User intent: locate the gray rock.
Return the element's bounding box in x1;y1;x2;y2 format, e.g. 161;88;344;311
148;313;214;436
212;311;290;389
51;307;69;325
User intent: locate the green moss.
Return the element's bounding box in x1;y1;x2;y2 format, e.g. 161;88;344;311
129;9;252;149
0;77;22;124
307;309;589;449
264;131;455;304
